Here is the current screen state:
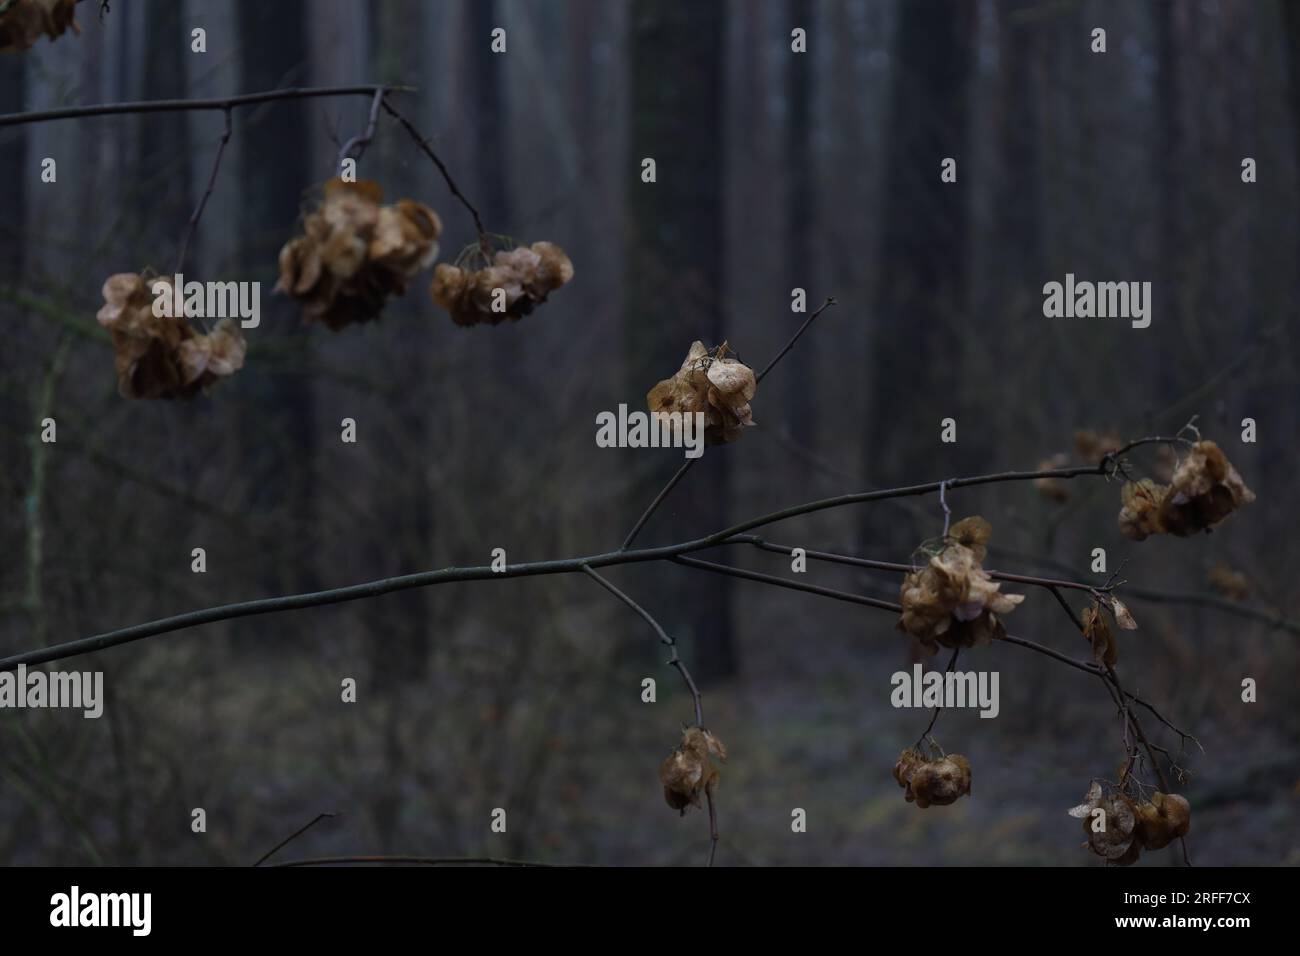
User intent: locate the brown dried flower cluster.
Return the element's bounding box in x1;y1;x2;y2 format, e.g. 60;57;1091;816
659;726;727;815
0;0;78;52
275;179;442;330
898;516;1024;654
892;748;972;808
430;241;573;326
1118;441;1254;541
1069;782;1191;865
1207;564;1251;601
646;341;757;446
97;274;246;399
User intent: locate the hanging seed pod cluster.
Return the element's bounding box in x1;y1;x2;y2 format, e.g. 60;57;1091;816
659;726;727;815
275;179;443;330
430;241;574;326
647;341;757;445
898;516;1024;654
0;0;78;52
97;274;247;399
892;747;972;808
1068;782;1191;866
1118;441;1254;540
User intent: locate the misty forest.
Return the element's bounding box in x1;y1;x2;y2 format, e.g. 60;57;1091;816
0;0;1297;867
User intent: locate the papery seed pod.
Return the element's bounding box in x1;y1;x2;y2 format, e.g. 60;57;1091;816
276;179;442;329
647;341;758;446
429;241;573;326
659;726;727;815
0;0;79;53
897;517;1023;655
893;749;971;809
1082;604;1118;667
1134;792;1191;850
96;273;246;399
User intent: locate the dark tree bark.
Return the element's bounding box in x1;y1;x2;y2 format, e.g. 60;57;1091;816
785;0;814;443
860;0;975;551
627;0;735;683
235;0;319;594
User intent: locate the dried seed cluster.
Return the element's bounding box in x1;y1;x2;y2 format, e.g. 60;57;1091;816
1068;782;1191;866
275;179;443;330
892;748;972;808
646;341;757;446
1206;564;1251;601
430;241;573;326
0;0;78;52
1118;441;1254;540
659;726;727;815
898;516;1024;654
96;274;246;399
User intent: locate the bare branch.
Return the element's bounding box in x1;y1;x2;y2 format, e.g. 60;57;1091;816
582;565;702;726
175;107;232;276
0;84;414;128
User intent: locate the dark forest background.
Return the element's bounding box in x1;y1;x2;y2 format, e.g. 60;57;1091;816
0;0;1297;865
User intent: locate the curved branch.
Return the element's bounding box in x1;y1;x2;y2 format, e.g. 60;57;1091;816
0;453;1182;673
582;565;702;726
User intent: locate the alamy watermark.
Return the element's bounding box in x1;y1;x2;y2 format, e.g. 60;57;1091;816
891;663;999;718
1042;273;1150;328
0;664;103;719
595;404;705;459
151;272;261;328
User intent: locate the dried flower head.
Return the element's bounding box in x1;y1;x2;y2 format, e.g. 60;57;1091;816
659;726;727;815
898;516;1023;654
647;341;757;446
1117;441;1254;541
1068;781;1140;864
1206;564;1251;601
276;179;442;329
1069;782;1191;865
1134;791;1191;850
0;0;79;53
1082;603;1118;667
1117;478;1166;541
96;273;246;399
1159;440;1255;536
430;240;573;326
893;748;972;809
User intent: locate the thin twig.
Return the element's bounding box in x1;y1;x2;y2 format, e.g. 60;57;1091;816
705;788;719;867
915;647;960;748
336;87;387;173
581;565;702;726
381;100;488;246
737;535;1112;595
671;555;901;612
0;84;414;127
252;811;337;867
755;296;837;383
175;107;232;276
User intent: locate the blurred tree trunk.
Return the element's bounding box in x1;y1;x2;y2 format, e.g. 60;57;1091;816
236;0;319;593
0;56;24;272
860;0;974;552
785;0;814;442
627;0;735;683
